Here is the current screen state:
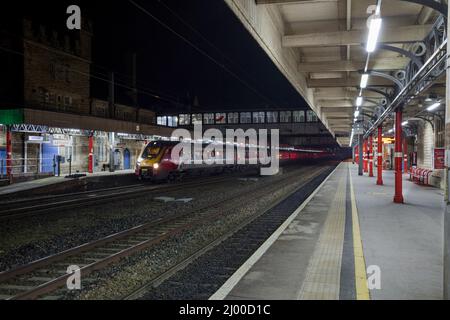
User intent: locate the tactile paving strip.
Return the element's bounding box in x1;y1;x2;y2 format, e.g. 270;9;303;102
297;165;347;300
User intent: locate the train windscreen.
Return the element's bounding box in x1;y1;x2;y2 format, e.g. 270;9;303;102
142;143;162;159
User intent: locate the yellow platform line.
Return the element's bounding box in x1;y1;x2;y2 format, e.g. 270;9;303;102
349;165;370;300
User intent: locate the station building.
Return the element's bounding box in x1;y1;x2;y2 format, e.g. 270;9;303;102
0;19;173;180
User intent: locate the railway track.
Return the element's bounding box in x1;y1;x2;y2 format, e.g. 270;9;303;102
0;165;329;300
123;165;333;300
0;174;244;221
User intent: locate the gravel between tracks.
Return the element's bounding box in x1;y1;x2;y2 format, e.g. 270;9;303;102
50;165;334;300
0;166;310;272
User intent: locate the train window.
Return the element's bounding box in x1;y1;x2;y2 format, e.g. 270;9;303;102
228;112;239;124
192;114;203;125
142;144;161;159
179;114;190;125
215;113;226;124
253;112;265;124
293;111;305;123
307;110;318;122
266;112;279;123
240;112;252;124
280;111;292;123
163;148;172;161
204;113;214;124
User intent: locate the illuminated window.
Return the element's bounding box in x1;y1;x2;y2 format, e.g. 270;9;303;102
192;114;202;125
157;116;167;126
240;112;252;124
228;112;239;124
204;113;214;124
253;112;265;124
280;111;292;123
293;111;305;123
307;110;318;122
215;113;226;124
167;116;178;127
179;114;191;125
266;112;279;123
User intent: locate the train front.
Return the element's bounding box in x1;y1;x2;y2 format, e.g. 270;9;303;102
135;141;163;180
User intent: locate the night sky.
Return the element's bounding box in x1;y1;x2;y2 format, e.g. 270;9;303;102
3;0;308;114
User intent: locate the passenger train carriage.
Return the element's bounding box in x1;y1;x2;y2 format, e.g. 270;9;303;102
135;140;335;181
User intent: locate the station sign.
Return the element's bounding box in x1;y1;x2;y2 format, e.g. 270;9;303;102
52;134;71;146
28;136;44;142
434;148;445;169
28;134;52;144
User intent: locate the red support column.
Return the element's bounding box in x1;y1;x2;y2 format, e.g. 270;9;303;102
369;135;374;177
88;135;94;174
6;126;12;178
394;110;404;204
403;136;408;173
377;126;383;186
363;139;368;173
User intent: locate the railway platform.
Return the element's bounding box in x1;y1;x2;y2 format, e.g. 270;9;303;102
211;162;443;300
0;169;135;198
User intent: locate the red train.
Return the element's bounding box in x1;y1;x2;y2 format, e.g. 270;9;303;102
136;140;336;181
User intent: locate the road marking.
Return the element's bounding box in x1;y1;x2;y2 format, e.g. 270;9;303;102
209;163;342;300
349;165;370;300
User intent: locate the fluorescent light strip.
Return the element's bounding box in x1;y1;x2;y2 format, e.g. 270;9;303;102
360;74;369;88
427;102;441;111
367;17;382;53
356;96;363;107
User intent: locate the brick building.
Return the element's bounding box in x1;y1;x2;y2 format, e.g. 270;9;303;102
0;19;174;179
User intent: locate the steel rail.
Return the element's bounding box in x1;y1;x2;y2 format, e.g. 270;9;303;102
122;165;332;300
0;165;325;300
0;175;244;221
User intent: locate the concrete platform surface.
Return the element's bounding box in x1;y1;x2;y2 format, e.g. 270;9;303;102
0;169;135;196
211;162;444;300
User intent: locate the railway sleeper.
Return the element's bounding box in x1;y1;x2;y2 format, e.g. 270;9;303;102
38;295;63;301
0;284;36;291
95;247;124;253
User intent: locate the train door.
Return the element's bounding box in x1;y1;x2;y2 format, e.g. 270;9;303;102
42;143;58;174
114;149;122;170
123;148;131;170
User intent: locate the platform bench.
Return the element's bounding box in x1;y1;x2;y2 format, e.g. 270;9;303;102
410;167;433;186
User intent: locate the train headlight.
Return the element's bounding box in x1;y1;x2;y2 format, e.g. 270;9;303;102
153;163;159;170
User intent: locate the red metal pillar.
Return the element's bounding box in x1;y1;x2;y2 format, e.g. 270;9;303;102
394;110;404;204
88;135;94;174
6;126;12;178
377;126;383;186
403;136;408;173
363;139;368;173
369;135;374;177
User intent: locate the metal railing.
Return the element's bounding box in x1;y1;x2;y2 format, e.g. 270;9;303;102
0;157;60;179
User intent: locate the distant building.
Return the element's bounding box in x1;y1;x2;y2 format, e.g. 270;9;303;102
0;19;173;179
